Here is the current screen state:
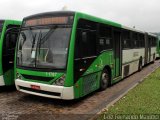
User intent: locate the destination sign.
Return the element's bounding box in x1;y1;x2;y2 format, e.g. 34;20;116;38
23;16;70;27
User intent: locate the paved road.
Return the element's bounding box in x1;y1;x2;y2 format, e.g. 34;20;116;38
0;60;160;120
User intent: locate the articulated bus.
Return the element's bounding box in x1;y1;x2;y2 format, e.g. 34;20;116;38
0;20;21;86
15;11;158;99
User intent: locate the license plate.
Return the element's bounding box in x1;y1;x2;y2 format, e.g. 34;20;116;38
31;85;41;90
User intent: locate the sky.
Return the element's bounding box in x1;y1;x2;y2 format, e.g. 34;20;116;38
0;0;159;32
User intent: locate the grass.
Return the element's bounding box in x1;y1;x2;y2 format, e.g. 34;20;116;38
98;68;160;119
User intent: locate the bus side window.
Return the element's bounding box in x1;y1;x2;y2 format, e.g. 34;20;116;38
5;32;18;55
139;34;145;48
122;30;131;49
2;26;20;73
10;33;17;50
75;19;97;59
5;33;10;53
132;32;139;48
97;24;112;52
81;30;96;57
152;37;156;47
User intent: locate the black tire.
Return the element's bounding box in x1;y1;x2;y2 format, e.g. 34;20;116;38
138;59;142;71
100;69;109;91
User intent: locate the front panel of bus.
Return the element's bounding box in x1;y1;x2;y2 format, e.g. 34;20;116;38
0;20;21;86
15;12;75;99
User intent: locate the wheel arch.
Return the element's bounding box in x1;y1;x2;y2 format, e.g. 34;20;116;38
103;65;112;86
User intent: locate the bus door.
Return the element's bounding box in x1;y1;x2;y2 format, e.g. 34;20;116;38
2;26;19;85
148;37;151;62
144;33;148;64
113;30;121;77
144;34;151;64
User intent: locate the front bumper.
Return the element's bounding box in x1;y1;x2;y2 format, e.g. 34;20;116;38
15;79;74;100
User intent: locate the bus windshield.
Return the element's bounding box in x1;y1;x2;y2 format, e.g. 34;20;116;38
17;25;72;69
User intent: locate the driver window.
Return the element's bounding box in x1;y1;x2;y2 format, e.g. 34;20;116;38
4;27;19;55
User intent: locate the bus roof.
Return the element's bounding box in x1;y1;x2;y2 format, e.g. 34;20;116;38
22;11;121;28
0;19;21;22
23;11;75;20
148;32;157;37
22;11;156;36
122;25;145;34
76;12;159;36
75;11;121;28
0;19;22;26
5;20;21;24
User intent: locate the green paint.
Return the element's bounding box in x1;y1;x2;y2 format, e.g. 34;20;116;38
73;51;115;98
3;69;14;85
64;13;78;87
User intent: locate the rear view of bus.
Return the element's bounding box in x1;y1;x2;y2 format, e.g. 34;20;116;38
15;12;75;99
0;20;21;86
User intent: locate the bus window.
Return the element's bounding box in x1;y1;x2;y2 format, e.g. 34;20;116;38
75;19;97;58
3;26;19;73
151;37;156;47
139;34;145;48
98;24;112;52
122;30;131;49
4;31;18;55
132;32;139;48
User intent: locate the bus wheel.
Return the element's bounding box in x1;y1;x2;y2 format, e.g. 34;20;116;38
138;59;142;71
100;69;109;91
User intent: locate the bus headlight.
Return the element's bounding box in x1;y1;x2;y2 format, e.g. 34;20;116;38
16;72;22;79
53;75;66;86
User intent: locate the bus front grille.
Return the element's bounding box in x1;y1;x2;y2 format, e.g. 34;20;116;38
21;74;54;82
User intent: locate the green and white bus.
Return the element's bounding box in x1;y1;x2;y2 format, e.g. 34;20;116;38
15;11;158;99
0;20;21;86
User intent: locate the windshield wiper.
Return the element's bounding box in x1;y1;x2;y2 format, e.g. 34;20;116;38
28;27;37;53
37;30;42;54
40;26;58;44
37;26;58;54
